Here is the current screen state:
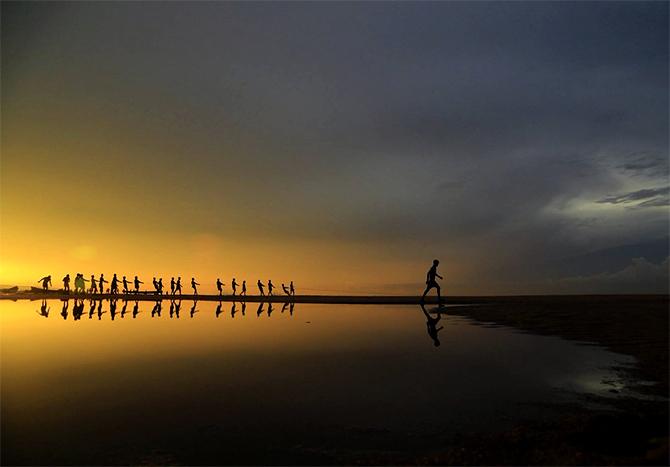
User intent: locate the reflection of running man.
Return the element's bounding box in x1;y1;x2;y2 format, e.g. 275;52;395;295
38;275;52;291
257;280;265;296
420;304;444;347
421;259;443;304
191;278;200;295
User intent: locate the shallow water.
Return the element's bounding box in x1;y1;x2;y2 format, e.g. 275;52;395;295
1;299;636;464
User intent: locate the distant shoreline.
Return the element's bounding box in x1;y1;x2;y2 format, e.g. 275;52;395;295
0;292;666;304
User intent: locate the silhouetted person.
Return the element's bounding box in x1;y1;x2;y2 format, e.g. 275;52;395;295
122;276;130;294
282;283;290;295
268;280;274;296
61;299;69;320
290;281;295;296
174;300;182;318
256;302;264;317
151;300;162;318
73;274;81;293
230;301;237;318
158;278;164;295
133;301;139;318
134;276;143;293
281;302;288;314
37;299;50;318
152;277;159;293
80;274;89;293
170;277;176;295
190;300;198;318
99;274;108;294
176;277;182;295
216;278;224;296
420;304;443;347
241;302;246;316
289;302;294;316
191;278;200;295
257;280;265;296
63;274;71;292
97;300;105;320
169;300;175;318
89;300;96;319
38;275;52;291
73;300;84;320
121;300;128;318
216;301;223;318
267;302;273;318
421;259;443;305
90;275;97;293
232;278;238;295
111;274;120;295
241;280;247;296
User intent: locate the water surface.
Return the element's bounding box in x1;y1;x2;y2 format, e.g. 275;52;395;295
1;299;635;464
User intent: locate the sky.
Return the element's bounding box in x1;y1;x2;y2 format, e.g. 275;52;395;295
1;1;668;295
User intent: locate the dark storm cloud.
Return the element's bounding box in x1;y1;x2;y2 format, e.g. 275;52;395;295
3;1;668;290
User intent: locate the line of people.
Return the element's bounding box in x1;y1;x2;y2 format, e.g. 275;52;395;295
37;274;296;297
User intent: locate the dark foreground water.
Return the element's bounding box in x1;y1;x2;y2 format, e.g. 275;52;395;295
1;299;637;465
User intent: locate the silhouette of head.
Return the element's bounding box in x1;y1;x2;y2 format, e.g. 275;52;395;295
433;259;439;266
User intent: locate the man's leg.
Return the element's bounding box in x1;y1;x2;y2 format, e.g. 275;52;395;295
436;284;442;305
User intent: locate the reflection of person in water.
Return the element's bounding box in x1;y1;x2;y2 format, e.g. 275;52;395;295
73;299;84;320
110;299;118;320
267;302;273;318
121;300;128;318
97;300;104;320
281;302;288;314
420;304;444;347
38;275;52;291
89;300;96;319
190;300;198;318
230;301;237;318
289;302;294;316
216;301;223;318
256;302;264;317
151;301;162;318
241;302;246;316
61;299;69;320
37;299;50;317
133;301;139;318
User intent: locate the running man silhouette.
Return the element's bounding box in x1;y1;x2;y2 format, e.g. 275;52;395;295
176;277;182;295
38;275;52;291
268;280;274;296
241;280;247;296
170;277;176;295
421;259;443;304
122;276;130;294
63;274;71;292
420;304;444;347
231;278;238;296
90;275;97;293
134;276;143;293
111;274;120;295
99;274;108;293
191;278;200;295
290;281;295;296
282;283;290;296
216;278;224;296
257;280;265;296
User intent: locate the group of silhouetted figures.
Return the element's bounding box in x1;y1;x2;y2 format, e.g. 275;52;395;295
37;274;296;297
36;298;296;321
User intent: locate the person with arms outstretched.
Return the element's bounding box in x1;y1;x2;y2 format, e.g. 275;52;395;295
421;259;443;305
99;274;108;293
111;274;120;295
257;280;265;296
122;276;130;294
38;275;52;291
134;276;143;293
191;277;200;295
216;278;224;296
